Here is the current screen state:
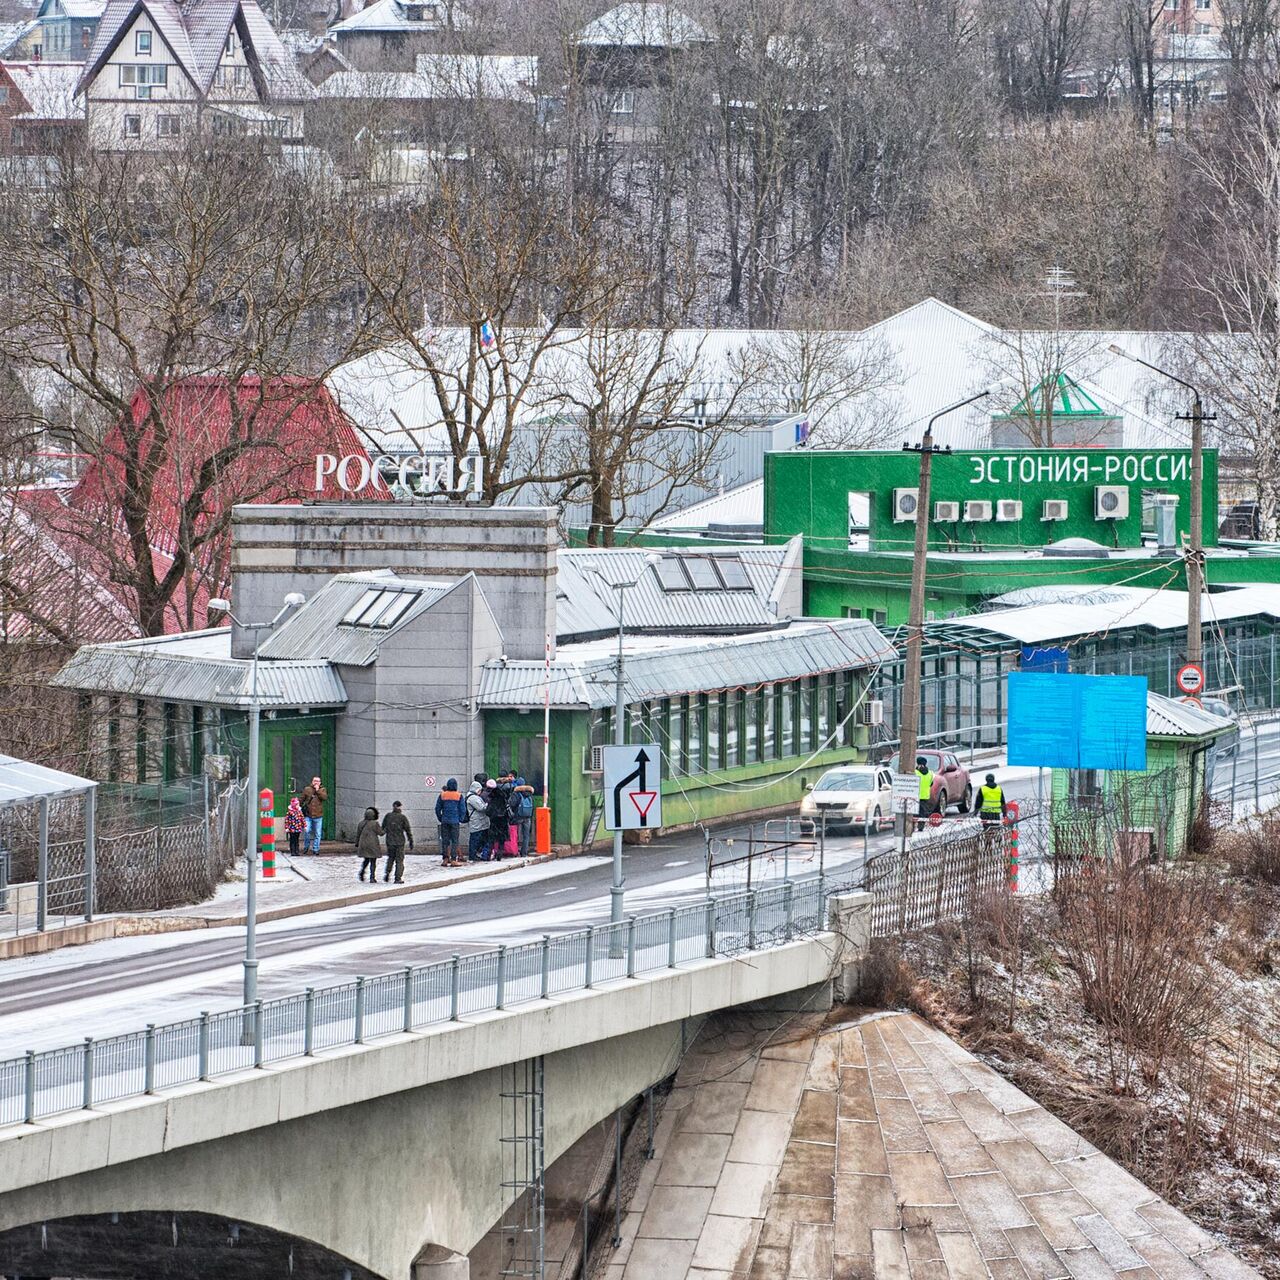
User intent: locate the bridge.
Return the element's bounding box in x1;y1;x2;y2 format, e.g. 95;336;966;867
0;884;871;1280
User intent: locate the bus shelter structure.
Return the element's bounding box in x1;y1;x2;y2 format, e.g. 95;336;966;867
0;755;97;933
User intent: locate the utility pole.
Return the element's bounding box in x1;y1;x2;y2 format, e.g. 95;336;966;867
896;390;991;839
1107;347;1214;667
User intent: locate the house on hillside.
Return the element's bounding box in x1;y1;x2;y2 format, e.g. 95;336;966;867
76;0;312;151
31;0;105;61
321;0;466;74
0;61;83;152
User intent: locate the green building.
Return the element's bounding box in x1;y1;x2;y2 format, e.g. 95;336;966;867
762;444;1280;626
1050;692;1233;860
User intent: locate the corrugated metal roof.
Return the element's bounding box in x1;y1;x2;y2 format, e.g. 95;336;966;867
0;754;95;811
1146;691;1233;739
556;543;799;641
53;633;347;708
257;569;454;666
480;619;895;709
650;479;763;531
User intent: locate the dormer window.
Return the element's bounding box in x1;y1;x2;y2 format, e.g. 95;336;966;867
404;4;424;19
136;29;151;53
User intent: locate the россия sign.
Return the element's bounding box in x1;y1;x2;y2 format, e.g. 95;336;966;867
314;452;485;496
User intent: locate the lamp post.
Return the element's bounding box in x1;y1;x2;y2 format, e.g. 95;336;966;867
209;593;305;1008
897;390;992;838
1107;346;1212;666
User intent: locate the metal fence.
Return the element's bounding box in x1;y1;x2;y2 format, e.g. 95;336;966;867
0;874;847;1127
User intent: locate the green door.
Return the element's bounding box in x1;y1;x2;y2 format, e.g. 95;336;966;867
259;717;336;828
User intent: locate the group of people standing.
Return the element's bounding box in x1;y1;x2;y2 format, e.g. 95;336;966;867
435;773;536;866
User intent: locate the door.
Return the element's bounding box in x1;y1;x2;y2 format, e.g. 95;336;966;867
258;718;336;829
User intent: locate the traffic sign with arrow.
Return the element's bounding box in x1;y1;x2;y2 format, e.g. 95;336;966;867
602;744;663;831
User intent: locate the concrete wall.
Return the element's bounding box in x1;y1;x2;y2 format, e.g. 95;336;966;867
229;503;557;662
0;936;839;1278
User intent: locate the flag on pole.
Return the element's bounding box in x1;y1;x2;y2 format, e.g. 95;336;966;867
478;318;496;351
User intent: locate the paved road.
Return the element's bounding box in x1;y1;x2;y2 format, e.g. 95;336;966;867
0;771;1043;1055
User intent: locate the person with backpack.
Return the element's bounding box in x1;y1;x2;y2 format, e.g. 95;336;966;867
486;777;509;859
355;806;383;883
435;778;467;867
511;776;536;857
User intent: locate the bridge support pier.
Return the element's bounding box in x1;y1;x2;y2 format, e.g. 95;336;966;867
827;891;874;1003
412;1244;468;1279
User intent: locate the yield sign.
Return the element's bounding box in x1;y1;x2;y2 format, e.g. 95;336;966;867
602;745;664;831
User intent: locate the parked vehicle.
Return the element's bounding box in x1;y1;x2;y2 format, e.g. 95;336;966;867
800;764;894;832
887;749;973;813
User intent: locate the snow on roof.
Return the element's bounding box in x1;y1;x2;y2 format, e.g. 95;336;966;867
329;0;468;34
315;55;535;101
0;21;38;56
650;479;763;532
4;61;81;119
574;2;709;47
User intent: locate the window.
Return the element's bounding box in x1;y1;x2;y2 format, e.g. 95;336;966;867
761;685;776;759
120;63;167;97
123;113;141;137
707;694;722;773
686;696;703;775
233;65;247;86
653;554;756;593
1196;0;1210;9
158;113;180;137
745;690;760;763
226;33;235;56
405;3;424;19
339;586;421;628
1195;20;1211;30
82;26;91;47
725;693;740;769
136;29;152;53
872;609;888;627
668;699;684;776
611;90;635;114
1164;0;1178;8
0;86;7;104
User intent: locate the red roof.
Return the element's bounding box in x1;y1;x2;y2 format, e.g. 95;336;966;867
11;377;382;641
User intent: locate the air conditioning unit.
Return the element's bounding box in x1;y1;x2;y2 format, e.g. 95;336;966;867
1042;499;1069;522
963;500;993;522
585;745;604;775
1095;485;1129;519
892;488;920;522
934;500;960;522
996;499;1023;522
865;699;885;726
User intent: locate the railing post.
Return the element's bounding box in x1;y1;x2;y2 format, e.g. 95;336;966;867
784;882;794;942
354;978;366;1044
667;908;678;968
198;1012;210;1080
303;989;315;1056
253;1001;264;1067
705;898;717;959
450;954;461;1021
23;1049;35;1123
496;945;507;1011
402;966;414;1033
81;1038;94;1110
584;926;595;989
748;890;757;950
626;916;637;978
143;1024;156;1094
540;935;551;999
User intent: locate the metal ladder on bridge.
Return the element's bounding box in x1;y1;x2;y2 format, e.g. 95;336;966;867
499;1056;546;1279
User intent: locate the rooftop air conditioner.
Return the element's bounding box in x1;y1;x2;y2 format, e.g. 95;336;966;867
585;745;604;775
892;488;920;522
963;500;993;522
865;699;884;726
1042;499;1069;522
934;500;960;522
996;499;1022;522
1095;485;1129;519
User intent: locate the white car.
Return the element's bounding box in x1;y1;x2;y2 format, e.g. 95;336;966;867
800;764;894;832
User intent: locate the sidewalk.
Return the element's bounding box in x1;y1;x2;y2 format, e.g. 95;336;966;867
115;844;548;934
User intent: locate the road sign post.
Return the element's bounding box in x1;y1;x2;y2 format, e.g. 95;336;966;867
258;789;275;879
602;745;663;832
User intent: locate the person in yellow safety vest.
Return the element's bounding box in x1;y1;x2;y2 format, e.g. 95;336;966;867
978;772;1007;826
915;756;935;822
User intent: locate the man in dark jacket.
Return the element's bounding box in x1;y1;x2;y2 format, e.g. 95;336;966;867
510;776;536;857
382;801;414;883
300;777;327;854
435;779;467;867
486;778;509;858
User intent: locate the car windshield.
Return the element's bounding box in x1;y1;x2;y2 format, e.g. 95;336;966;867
888;754;937;773
815;769;876;792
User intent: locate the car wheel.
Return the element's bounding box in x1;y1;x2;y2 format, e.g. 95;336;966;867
937;789;947;814
960;784;973;813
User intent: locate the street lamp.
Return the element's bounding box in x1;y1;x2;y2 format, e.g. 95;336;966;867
208;592;305;1009
591;555;659;934
1107;345;1210;665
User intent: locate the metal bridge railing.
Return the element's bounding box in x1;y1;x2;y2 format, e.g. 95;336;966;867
0;874;860;1128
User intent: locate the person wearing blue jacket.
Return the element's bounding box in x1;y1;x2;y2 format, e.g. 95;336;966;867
435;778;468;867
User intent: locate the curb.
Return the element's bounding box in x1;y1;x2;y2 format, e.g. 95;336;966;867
112;855;550;936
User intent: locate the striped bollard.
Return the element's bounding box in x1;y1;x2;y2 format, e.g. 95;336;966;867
259;789;276;879
1005;801;1019;893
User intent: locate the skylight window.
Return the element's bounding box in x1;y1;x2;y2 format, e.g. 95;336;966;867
340;587;421;628
652;555;755;594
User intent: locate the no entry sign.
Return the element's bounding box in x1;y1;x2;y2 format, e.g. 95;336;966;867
1176;663;1205;696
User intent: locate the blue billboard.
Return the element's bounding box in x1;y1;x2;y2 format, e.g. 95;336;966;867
1007;673;1147;770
